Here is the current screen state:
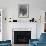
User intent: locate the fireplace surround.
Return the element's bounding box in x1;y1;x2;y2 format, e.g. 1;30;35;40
12;28;31;44
12;23;37;44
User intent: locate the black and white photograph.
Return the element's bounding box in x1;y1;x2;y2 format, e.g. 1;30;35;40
18;4;29;18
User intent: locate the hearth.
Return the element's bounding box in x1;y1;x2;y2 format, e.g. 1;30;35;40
14;31;31;44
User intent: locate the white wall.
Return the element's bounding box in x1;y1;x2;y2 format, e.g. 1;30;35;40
0;0;46;11
36;10;45;39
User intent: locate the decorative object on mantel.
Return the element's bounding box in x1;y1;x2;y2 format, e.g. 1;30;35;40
32;18;34;22
9;17;12;22
18;4;29;18
35;21;37;22
29;20;32;22
13;20;17;22
5;18;6;20
9;21;11;22
29;18;35;22
9;18;11;19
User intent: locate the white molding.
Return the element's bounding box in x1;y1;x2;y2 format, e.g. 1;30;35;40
0;9;3;41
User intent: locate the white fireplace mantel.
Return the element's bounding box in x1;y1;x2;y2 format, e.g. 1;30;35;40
12;22;37;39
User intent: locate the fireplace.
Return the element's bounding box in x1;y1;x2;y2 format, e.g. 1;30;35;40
14;31;31;44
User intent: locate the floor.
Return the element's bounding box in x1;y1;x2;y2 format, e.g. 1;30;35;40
12;44;29;46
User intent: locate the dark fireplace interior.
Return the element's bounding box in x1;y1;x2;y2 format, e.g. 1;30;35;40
14;31;31;44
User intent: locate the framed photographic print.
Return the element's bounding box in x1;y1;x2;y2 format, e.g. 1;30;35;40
18;4;29;18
